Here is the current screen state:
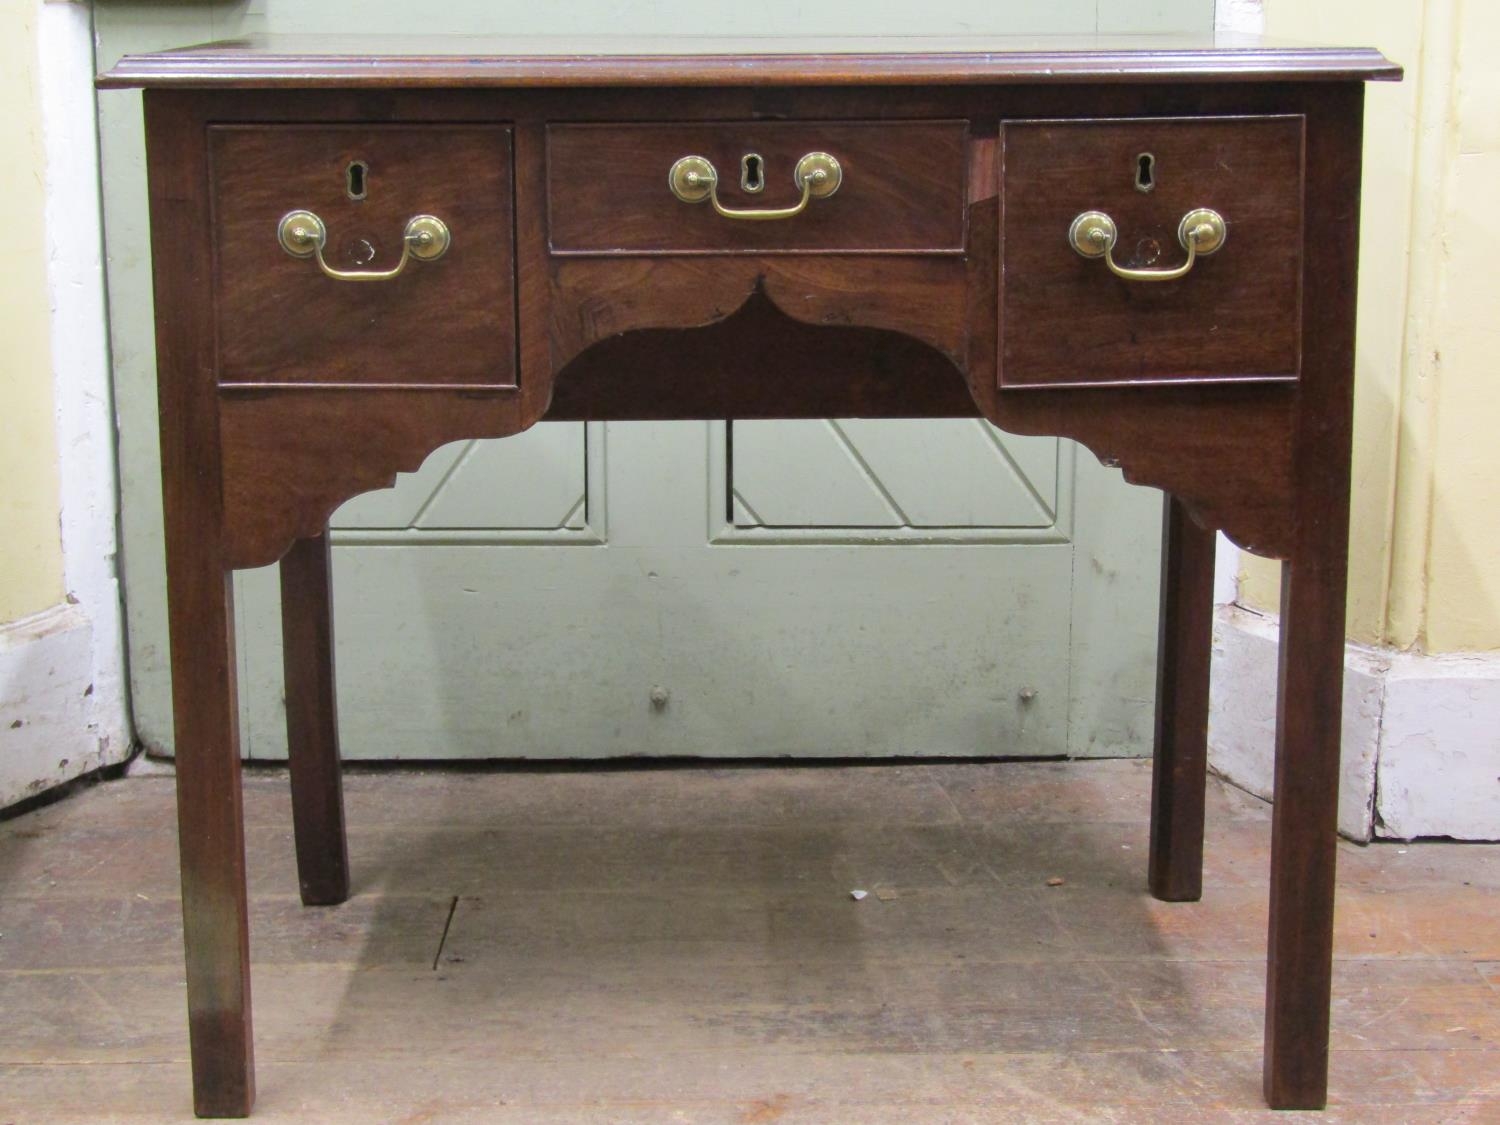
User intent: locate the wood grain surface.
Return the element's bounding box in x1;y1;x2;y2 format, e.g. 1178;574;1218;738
1149;496;1216;903
97;34;1403;89
120;51;1392;1116
998;115;1304;388
145;89;256;1120
279;532;350;908
1262;81;1365;1111
2;761;1494;1123
547;120;967;254
211;124;517;388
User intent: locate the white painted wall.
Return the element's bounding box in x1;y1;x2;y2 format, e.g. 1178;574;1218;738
1214;0;1263;34
41;3;126;735
0;1;130;807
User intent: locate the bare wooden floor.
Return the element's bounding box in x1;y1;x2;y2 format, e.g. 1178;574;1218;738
1;759;1496;1123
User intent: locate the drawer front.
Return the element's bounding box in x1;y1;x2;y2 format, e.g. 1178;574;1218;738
211;125;516;388
999;116;1304;390
547;121;968;255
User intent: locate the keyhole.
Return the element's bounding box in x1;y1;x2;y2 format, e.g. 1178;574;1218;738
346;160;369;201
740;153;765;194
1135;152;1155;193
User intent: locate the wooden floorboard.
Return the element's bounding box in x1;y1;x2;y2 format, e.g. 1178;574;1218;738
1;760;1496;1122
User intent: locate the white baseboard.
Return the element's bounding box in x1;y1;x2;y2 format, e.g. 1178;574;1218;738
1377;654;1500;839
0;604;131;807
1208;604;1500;842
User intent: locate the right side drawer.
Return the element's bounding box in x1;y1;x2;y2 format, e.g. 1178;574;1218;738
999;115;1305;390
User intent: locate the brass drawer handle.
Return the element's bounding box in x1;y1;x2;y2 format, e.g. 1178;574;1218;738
276;210;450;281
668;152;842;221
1068;208;1226;282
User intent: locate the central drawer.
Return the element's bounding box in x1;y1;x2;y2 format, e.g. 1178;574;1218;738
546;121;968;255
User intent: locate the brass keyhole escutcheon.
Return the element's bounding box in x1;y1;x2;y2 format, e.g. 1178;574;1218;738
740;152;765;194
345;159;369;200
1135;152;1156;193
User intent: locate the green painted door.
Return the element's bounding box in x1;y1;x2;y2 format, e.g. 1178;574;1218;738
96;0;1210;761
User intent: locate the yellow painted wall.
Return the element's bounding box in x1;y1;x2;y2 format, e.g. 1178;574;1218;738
1241;0;1500;653
0;0;65;624
1421;0;1500;650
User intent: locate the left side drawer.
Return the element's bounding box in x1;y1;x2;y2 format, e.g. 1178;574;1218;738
210;125;516;389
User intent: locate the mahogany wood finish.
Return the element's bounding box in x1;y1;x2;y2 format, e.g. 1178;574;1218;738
97;34;1402;88
108;37;1398;1117
1263;80;1365;1110
549;255;971;378
279;531;350;907
1149;495;1217;903
217;391;527;569
145;91;255;1119
999;115;1304;389
547;121;968;254
546;287;980;420
211;124;516;389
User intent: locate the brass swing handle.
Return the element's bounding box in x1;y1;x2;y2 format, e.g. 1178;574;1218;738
668;152;842;221
276;210;450;281
1068;208;1226;282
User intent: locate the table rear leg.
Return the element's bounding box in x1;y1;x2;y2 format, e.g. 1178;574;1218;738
280;530;351;907
1148;495;1216;902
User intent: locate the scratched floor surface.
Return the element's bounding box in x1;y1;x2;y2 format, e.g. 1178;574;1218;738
1;759;1496;1123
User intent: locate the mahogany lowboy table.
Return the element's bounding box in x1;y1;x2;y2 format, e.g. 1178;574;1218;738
101;35;1401;1117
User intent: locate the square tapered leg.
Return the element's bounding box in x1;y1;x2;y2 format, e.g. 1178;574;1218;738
280;530;351;906
1148;495;1215;902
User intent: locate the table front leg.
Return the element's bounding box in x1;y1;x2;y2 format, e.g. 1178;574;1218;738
1258;81;1363;1109
164;525;255;1117
1148;494;1215;902
1263;536;1349;1109
280;530;350;907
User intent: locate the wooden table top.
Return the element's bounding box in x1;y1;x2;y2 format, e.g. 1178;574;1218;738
98;33;1402;89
